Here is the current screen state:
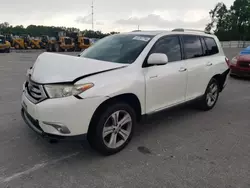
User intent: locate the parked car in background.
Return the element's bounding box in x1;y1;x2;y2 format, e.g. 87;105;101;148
21;29;230;155
230;46;250;77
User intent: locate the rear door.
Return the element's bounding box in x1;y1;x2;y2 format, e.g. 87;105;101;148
181;34;212;100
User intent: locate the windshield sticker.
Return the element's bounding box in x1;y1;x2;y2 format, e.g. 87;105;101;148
133;36;151;42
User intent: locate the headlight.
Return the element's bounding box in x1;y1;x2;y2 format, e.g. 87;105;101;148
44;83;94;98
231;56;238;65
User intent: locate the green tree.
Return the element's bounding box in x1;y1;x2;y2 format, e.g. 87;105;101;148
0;23;117;39
205;2;228;32
206;0;250;41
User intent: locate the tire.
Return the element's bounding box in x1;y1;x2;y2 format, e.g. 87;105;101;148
87;102;136;155
49;44;53;52
14;43;19;49
196;78;220;111
75;46;81;52
46;44;51;52
55;44;60;52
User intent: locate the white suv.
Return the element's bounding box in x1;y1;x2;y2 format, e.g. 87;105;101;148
21;29;230;155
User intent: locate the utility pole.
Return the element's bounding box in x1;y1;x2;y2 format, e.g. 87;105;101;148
138;25;140;30
91;0;94;30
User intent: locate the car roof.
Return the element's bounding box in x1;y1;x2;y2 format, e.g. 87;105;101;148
126;30;171;36
240;46;250;55
125;29;215;38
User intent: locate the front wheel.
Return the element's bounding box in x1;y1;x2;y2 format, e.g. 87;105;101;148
196;78;220;111
87;102;136;155
5;48;10;53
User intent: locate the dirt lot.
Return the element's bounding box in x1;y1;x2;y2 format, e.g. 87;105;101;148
0;48;249;188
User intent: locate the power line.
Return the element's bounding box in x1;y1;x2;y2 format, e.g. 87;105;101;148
91;0;94;30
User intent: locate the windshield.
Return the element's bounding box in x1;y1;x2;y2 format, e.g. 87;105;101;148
0;37;5;44
80;34;153;64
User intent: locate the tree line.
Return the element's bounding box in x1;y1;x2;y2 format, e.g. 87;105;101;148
206;0;250;41
0;22;119;38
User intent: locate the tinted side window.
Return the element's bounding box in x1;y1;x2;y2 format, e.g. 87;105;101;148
200;37;207;55
203;37;219;55
150;36;181;62
182;35;203;59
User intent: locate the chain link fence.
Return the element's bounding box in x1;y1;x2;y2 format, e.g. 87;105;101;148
220;41;250;48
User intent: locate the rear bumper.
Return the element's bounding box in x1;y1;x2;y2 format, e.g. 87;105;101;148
230;66;250;77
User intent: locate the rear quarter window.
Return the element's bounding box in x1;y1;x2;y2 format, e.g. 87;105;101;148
203;37;219;55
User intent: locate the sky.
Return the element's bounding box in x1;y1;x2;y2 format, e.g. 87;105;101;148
0;0;234;33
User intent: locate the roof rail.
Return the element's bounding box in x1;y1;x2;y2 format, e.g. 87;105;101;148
172;28;211;34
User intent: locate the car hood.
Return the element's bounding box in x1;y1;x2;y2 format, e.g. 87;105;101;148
30;52;127;84
237;54;250;62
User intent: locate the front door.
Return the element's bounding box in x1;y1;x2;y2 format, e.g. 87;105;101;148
143;35;188;113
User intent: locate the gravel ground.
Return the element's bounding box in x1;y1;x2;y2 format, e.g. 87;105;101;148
0;48;249;188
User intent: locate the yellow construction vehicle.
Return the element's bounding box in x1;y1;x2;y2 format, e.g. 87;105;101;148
70;32;91;51
46;31;75;52
41;35;50;49
0;35;11;53
42;35;56;51
6;35;29;49
5;34;13;46
29;37;42;49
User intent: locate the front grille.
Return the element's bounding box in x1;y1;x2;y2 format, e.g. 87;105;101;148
238;61;250;68
25;79;47;104
64;38;72;45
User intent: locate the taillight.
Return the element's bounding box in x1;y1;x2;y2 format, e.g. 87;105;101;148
231;56;238;66
225;57;230;67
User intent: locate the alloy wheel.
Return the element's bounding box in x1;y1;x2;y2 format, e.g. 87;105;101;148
102;110;132;149
206;83;218;107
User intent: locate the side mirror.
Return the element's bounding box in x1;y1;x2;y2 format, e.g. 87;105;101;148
147;53;168;65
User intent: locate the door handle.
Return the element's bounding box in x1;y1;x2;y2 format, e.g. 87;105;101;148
179;67;187;72
206;62;213;66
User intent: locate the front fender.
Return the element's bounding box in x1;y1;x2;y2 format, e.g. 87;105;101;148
76;69;146;113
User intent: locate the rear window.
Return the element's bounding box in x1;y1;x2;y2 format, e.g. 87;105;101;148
203;37;219;55
182;35;203;59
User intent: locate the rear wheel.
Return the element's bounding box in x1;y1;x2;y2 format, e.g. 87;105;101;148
14;43;19;49
55;44;60;52
87;102;136;155
75;45;81;52
196;78;219;111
